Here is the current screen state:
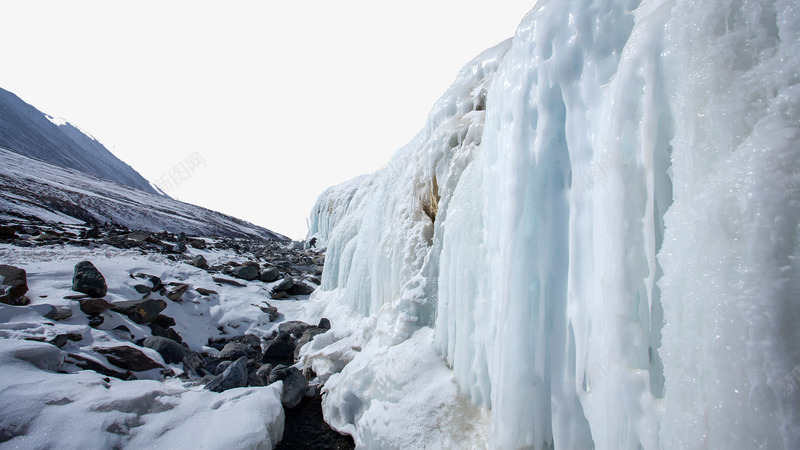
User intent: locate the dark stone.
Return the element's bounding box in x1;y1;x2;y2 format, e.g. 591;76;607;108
149;324;184;344
44;305;73;321
173;242;187;253
78;298;111;315
72;261;107;298
318;318;331;330
88;315;104;327
218;342;250;360
275;395;355;450
258;267;280;283
267;365;308;408
256;363;273;381
232;262;259;281
182;352;205;377
125;299;168;324
143;336;186;364
212;276;246;287
261;339;295;364
271;277;294;293
256;303;278;322
188;239;206;249
151;314;176;328
0;225;17;239
68;353;130;380
48;333;82;348
205;356;248;392
248;371;266;387
81;227;100;239
63;294;90;300
133;283;152;294
214;360;233;375
287;280;315;296
278;321;314;338
294;327;328;359
0;265;28;305
195;287;218;296
190;255;208;269
166;283;189;301
96;346;163;371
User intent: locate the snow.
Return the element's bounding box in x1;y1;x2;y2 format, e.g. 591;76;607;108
305;0;800;448
0;237;315;448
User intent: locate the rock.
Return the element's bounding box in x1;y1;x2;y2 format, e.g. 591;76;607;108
271;277;294;293
166;283;189;301
232;262;259;281
256;363;273;381
81;227;100;239
78;298;111;315
151;314;176;328
182;352;205;376
205;356;248;392
214;360;233;375
261;339;295;364
96;346;163;371
287;279;315;296
72;261;107;298
0;225;17;239
270;291;289;300
218;342;250;360
143;336;186;364
133;284;152;294
88;315;104;327
123;299;168;324
255;302;278;322
267;365;308;408
63;294;90;300
173;242;187;253
278;320;314;338
248;371;266;387
294;327;328;359
149;324;184;344
0;265;28;305
44;305;73;321
212;276;246;287
188;239;206;249
318;318;331;330
190;255;208;269
258;267;280;283
195;287;218;296
48;333;82;348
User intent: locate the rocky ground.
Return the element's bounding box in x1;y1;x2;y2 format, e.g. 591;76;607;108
0;217;353;448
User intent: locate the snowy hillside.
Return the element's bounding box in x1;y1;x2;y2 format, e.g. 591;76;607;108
304;0;800;448
0;148;286;241
0;87;158;194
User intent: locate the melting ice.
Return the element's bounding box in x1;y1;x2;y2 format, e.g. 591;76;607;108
304;0;800;448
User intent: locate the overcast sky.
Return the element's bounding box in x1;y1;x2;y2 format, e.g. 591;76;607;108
0;1;534;239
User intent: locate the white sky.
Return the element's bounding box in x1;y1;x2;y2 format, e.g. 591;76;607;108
0;1;534;240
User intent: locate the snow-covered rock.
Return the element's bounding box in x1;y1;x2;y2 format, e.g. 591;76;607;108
305;0;800;448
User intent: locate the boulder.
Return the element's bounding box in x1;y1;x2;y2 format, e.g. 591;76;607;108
258;267;280;283
133;284;152;294
214;360;233;376
0;265;28;305
72;261;107;298
267;365;308;408
0;225;17;239
78;298;111;315
143;336;186;364
294;327;328;359
256;363;274;381
205;356;248;392
212;276;246;287
261;339;295;364
96;346;163;371
149;324;184;344
188;239;207;249
195;287;218;296
122;299;167;324
166;283;189;301
287;279;315;296
318;317;331;330
217;342;250;360
44;305;73;321
278;320;314;338
271;277;294;293
232;262;259;281
190;255;208;269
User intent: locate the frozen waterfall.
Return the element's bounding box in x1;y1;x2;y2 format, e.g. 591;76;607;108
304;0;800;448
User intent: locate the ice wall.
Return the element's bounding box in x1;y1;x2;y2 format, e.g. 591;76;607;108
306;0;800;448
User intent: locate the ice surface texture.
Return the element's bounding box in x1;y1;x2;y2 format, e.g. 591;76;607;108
306;0;800;448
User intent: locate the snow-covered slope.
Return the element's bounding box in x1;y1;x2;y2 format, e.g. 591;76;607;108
0;87;158;194
0;148;286;241
305;0;800;448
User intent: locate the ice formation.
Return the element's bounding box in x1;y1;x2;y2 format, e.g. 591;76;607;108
305;0;800;448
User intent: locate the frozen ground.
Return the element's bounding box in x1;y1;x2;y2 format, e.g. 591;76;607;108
0;225;321;449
